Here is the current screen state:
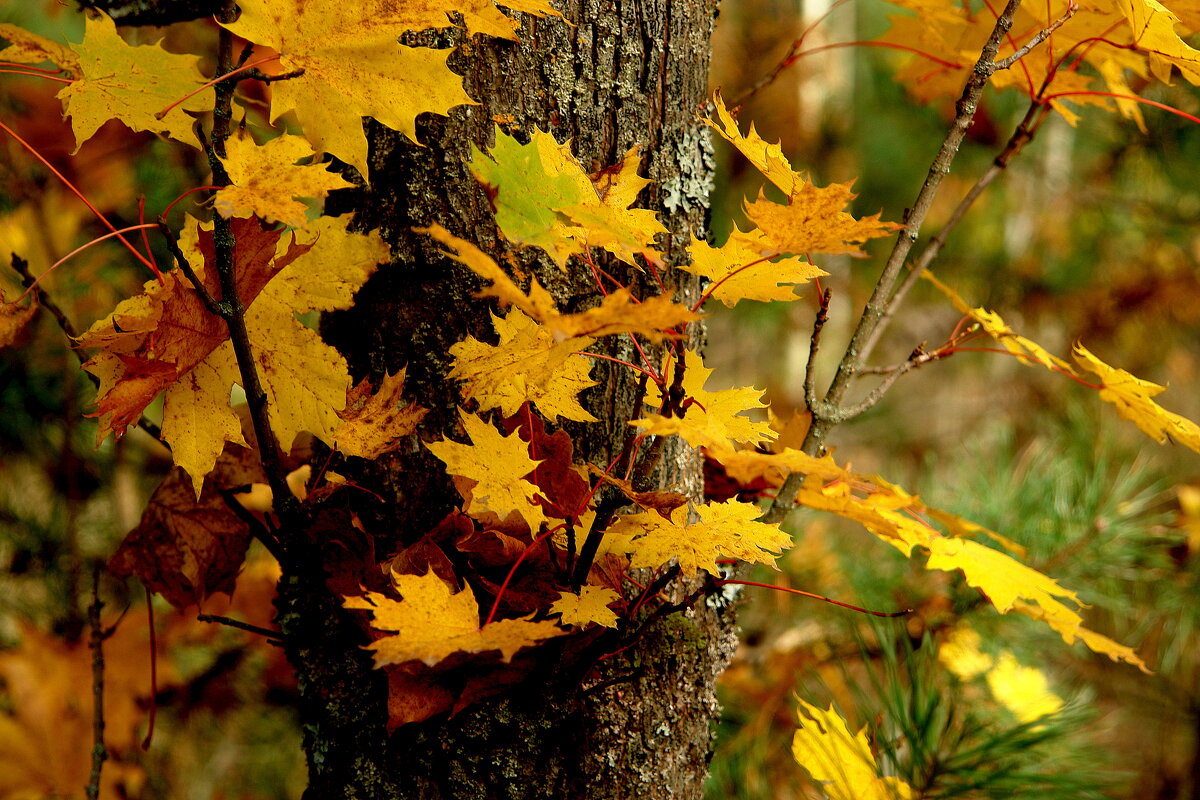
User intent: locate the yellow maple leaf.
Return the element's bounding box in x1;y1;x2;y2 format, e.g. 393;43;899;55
550;586;620;628
766;451;1148;671
744;178;900;258
343;571;563;667
1012;600;1151;673
334;369;428;459
80;215;386;491
56;11;214;152
924;272;1073;372
1114;0;1200;85
987;652;1065;723
0;22;80;74
449;308;598;422
1073;343;1200;453
704;90;799;196
425;411;547;532
793;700;914;800
705;94;899;259
422;224;697;341
939;625;1066;722
605;500;791;576
590;145;653;208
220;0;477;178
214;131;354;227
159;344;247;495
708;445;853;487
878;0;1199;129
239;215;389;452
638;349;774;447
683;226;827;307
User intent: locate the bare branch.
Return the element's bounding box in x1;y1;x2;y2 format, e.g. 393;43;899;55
834;347;944;420
157;220;222;316
862;101;1049;357
762;0;1026;525
804;288;832;415
205;3;301;525
197;613;282;640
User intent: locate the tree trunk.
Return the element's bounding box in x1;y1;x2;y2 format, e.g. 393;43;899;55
278;2;729;797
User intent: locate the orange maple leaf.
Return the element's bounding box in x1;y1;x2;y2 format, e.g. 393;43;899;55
79;216;309;441
744;178;900;258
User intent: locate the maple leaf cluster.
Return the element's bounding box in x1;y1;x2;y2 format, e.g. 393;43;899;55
2;0;1194;751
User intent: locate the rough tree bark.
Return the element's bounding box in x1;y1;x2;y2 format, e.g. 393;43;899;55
275;2;733;799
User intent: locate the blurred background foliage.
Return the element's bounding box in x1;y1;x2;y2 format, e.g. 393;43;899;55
0;0;1198;797
706;0;1200;798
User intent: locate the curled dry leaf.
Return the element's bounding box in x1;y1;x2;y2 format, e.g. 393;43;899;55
0;289;36;349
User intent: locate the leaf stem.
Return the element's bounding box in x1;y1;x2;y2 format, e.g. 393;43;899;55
714;579;910;617
155;54;280;120
0;118;161;278
17;223;158;304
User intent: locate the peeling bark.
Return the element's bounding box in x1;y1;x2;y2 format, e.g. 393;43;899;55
280;2;730;797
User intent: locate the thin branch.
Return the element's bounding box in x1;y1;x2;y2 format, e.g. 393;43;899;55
993;2;1078;71
861;100;1047;358
833;348;944;420
157;220;222;315
762;0;1026;526
197;613;283;640
804;288;832;414
140;585;157;750
206;3;300;524
245;67;306;83
11;254;84;361
86;566;106;800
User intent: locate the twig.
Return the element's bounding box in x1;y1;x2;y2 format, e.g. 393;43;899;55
762;0;1026;526
993;2;1078;71
157;220;222;315
832;348;944;419
86;566;106;800
219;488;288;564
197;613;283;640
245;67;306;83
12;254;166;443
12;254;85;365
804;288;832;414
861;100;1049;358
730;0;850;108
